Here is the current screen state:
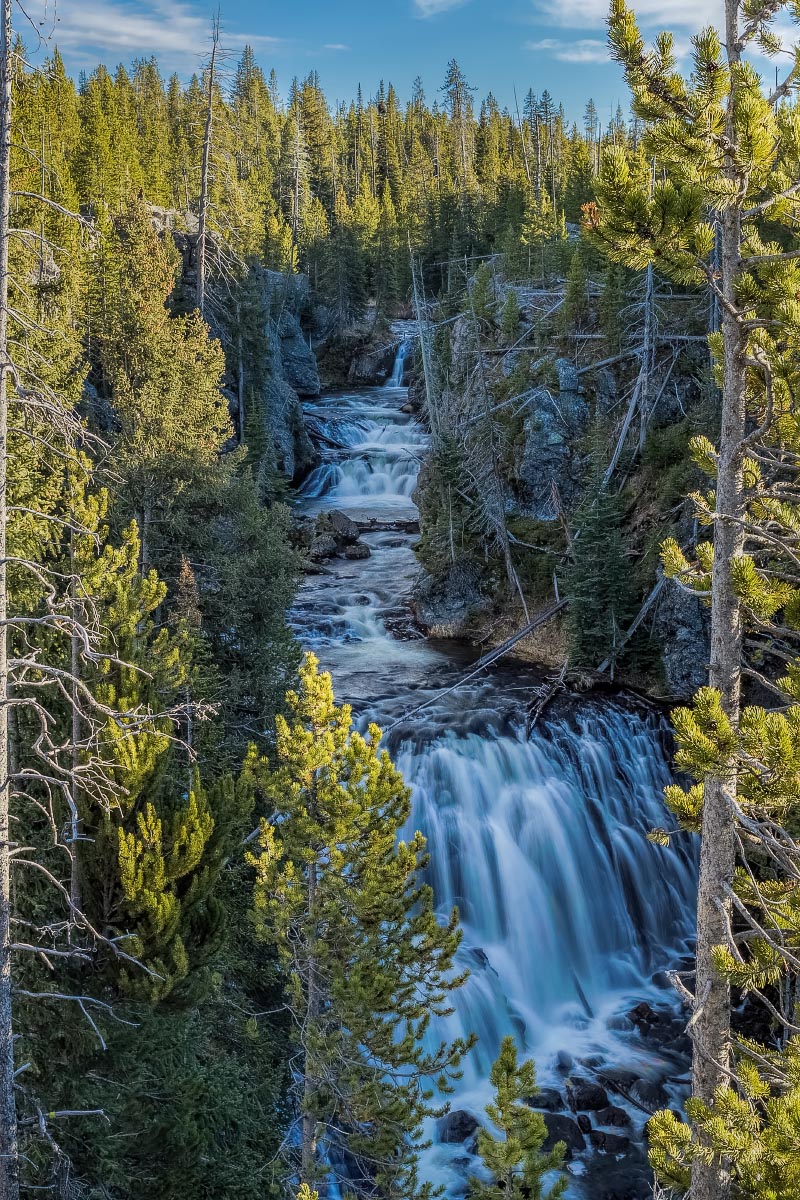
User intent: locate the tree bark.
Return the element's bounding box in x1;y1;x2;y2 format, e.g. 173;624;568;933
690;10;745;1193
301;859;319;1183
196;20;219;317
0;0;18;1191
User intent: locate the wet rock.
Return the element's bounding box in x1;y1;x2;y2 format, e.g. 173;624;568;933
327;509;361;543
582;1146;652;1200
345;543;371;560
590;1129;631;1155
310;535;338;561
437;1110;479;1145
525;1088;564;1112
554;1050;574;1075
596;1106;632;1128
577;1114;592;1135
627;1002;659;1029
541;1113;585;1159
631;1078;668;1111
596;1067;639;1094
567;1078;610;1112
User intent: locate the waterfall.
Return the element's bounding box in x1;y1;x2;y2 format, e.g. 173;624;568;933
398;714;695;1086
295;381;697;1198
386;339;411;387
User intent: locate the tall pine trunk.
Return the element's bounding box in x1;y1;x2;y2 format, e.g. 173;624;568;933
690;12;745;1192
0;0;18;1191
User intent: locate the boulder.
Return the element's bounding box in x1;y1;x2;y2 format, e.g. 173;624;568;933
596;1106;632;1128
631;1078;668;1111
345;543;371;560
577;1114;591;1135
327;509;361;543
582;1147;653;1200
567;1078;610;1112
541;1112;585;1159
310;535;338;561
437;1110;479;1145
590;1130;632;1155
525;1088;564;1113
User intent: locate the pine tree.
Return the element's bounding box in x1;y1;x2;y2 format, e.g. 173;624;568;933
249;654;472;1198
586;3;800;1197
469;1037;566;1200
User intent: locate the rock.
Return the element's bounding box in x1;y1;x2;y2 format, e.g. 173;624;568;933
590;1130;632;1155
345;543;371;560
310;535;338;561
411;556;490;638
278;309;321;398
567;1078;610;1112
627;1002;659;1029
597;1067;639;1095
327;509;361;543
525;1088;564;1113
631;1078;668;1111
582;1147;653;1200
519;382;589;518
577;1114;592;1134
653;575;709;698
541;1113;585;1159
596;1106;632;1128
437;1110;479;1145
554;1051;574;1075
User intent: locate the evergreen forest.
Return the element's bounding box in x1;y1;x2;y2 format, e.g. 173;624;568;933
1;1;800;1199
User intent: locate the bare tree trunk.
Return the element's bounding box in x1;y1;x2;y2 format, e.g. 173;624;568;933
301;859;319;1182
0;0;18;1191
196;18;219;317
690;10;745;1193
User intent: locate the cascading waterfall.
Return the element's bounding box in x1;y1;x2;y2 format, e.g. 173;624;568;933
293;340;697;1198
385;338;411;387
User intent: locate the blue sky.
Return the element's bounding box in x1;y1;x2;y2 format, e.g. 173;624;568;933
21;0;755;122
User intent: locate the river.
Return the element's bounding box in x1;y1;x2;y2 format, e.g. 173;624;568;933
291;348;697;1198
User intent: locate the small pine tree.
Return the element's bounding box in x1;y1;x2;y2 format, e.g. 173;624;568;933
469;1037;566;1200
500;288;521;345
249;654;472;1197
567;471;633;669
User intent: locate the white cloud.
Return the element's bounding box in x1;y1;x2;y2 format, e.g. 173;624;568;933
414;0;471;17
324;44;351;52
531;0;721;31
24;0;280;73
526;37;610;63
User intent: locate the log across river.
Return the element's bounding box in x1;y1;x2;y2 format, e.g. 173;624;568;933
290;347;697;1198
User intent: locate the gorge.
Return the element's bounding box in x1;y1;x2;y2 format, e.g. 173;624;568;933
292;345;699;1198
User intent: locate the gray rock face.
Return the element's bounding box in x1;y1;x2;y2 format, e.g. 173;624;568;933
278;309;321;398
654;576;709;698
412;561;490;637
519;367;589;518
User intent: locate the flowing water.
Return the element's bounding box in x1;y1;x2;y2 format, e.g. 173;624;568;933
292;346;697;1197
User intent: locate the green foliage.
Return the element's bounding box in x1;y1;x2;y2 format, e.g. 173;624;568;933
249;654;473;1198
469;1037;566;1200
567;476;634;668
